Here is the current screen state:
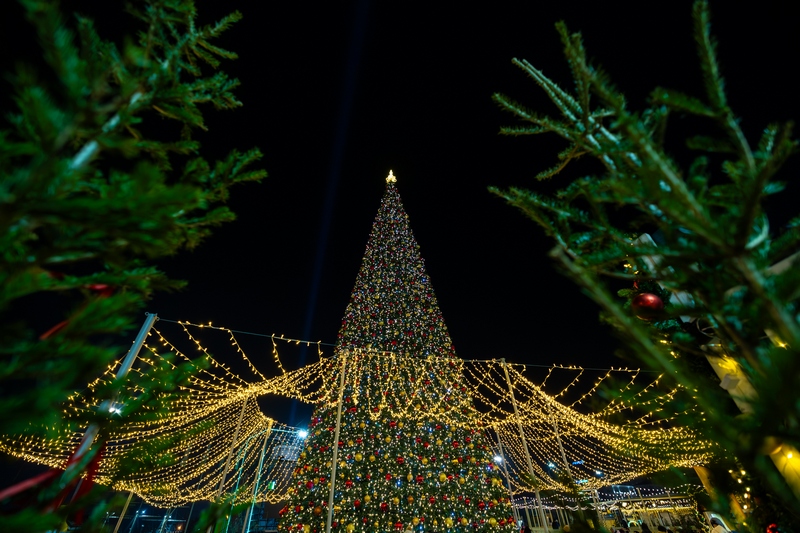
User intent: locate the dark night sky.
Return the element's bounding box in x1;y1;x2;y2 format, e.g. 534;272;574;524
153;1;799;388
3;1;799;426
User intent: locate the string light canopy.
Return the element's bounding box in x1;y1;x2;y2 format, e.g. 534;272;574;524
0;173;716;514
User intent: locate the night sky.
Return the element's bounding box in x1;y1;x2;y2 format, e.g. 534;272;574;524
3;1;799;427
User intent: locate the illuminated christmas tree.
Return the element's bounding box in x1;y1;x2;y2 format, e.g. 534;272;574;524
278;173;516;533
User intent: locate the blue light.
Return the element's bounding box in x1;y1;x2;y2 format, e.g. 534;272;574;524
298;429;309;439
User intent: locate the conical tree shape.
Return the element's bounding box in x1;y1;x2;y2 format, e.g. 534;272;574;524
279;174;515;533
337;172;456;359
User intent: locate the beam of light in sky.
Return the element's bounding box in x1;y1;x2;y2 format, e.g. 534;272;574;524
290;0;370;427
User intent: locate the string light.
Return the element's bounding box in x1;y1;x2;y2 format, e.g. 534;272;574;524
0;177;715;521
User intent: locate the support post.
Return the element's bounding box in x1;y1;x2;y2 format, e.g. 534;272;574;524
523;502;534;528
244;425;273;533
636;488;653;529
501;359;548;533
112;491;134;533
68;313;159;480
216;396;250;497
325;349;349;533
493;431;520;525
225;432;258;533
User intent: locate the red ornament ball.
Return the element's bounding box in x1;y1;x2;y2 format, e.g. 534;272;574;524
631;292;664;320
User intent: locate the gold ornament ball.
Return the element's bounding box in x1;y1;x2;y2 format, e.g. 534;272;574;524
407;474;413;482
355;453;363;462
313;507;322;516
412;518;420;526
385;436;392;443
438;473;447;483
359;422;366;429
393;497;400;506
489;518;497;527
461;518;469;526
421;458;429;465
364;495;372;503
346;525;355;532
407;496;414;504
445;518;454;527
304;526;310;533
458;477;465;485
369;455;376;462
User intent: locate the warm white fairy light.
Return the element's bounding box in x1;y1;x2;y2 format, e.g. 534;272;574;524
0;322;715;508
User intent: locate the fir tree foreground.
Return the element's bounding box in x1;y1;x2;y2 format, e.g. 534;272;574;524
0;0;264;530
492;1;800;530
279;175;515;533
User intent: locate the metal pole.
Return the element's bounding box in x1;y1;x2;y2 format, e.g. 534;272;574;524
225;434;257;533
550;416;573;481
244;425;273;533
501;359;548;533
636;488;653;529
216;396;250;497
112;491;134;533
68;313;158;481
157;509;170;533
665;488;674;527
208;396;250;533
325;350;349;533
494;432;520;525
592;489;601;522
524;501;534;528
128;498;144;533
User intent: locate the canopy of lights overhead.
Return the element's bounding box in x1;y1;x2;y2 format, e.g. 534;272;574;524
0;318;715;508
